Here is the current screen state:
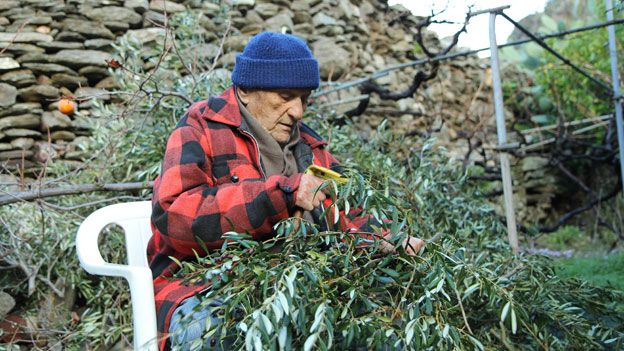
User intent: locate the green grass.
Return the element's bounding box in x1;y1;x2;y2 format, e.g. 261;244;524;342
554;251;624;291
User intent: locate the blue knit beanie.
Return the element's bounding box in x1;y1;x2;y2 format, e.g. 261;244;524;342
231;32;320;90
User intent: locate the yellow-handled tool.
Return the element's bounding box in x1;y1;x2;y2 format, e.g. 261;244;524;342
293;165;349;219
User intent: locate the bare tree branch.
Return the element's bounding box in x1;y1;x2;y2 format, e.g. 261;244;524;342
0;182;153;207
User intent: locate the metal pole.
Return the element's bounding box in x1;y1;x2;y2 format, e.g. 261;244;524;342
489;12;519;254
606;0;624;193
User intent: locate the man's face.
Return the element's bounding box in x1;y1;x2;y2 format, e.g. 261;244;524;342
238;88;311;145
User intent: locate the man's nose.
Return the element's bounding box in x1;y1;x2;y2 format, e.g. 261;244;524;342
287;98;305;120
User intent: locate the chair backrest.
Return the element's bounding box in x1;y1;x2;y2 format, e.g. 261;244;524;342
76;201;158;351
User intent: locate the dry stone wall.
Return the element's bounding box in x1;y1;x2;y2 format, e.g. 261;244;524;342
0;0;554;222
0;0;488;173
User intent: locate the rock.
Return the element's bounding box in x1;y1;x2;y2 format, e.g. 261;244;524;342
0;69;36;88
0;42;46;55
201;2;221;16
194;43;219;59
255;3;279;18
78;66;111;82
312;12;337;27
0;57;20;72
50;73;89;89
126;27;166;44
337;0;358;20
242;9;262;25
224;35;250;52
74;87;110;101
50;130;75;141
230;0;255;6
0;291;15;320
0;1;19;11
37;74;52;85
22;63;78;75
312;38;350;80
0;32;52;43
4;128;42;138
294;23;314;35
38;41;85;51
291;0;310;12
84;39;113;50
51;50;111;68
143;10;166;26
11;138;35;150
124;0;149;13
16;52;49;63
103;21;131;32
61;19;115;39
18;85;60;102
55;31;86;42
149;0;186;13
265;13;294;33
41;111;72;130
293;11;311;25
216;52;237;69
0;149;35;159
33;141;62;163
85;6;143;26
0;83;18;108
0;102;42;117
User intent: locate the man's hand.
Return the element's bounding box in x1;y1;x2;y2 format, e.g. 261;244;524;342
380;233;424;256
295;174;327;211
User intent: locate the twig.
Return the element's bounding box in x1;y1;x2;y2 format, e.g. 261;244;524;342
453;280;473;334
0;20;28;56
0;181;154;207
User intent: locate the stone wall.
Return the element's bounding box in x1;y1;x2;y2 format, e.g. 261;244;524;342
0;0;490;173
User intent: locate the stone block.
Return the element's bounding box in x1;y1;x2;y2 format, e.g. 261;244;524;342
50;73;89;89
41;111;72;131
0;83;18;108
61;19;115;39
124;0;149;14
84;39;113;50
0;103;42;118
4;128;42;138
18;85;60;102
149;0;186;13
0;57;20;72
0;113;41;130
10;138;35;150
103;21;131;32
16;52;49;63
22;63;78;75
85;6;143;26
0;32;52;43
0;69;36;88
50;130;76;141
51;49;111;68
255;3;279;18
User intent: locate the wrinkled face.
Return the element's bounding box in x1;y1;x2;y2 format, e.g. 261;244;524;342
237;87;311;145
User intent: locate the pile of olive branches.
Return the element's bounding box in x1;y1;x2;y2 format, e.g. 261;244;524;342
171;122;624;351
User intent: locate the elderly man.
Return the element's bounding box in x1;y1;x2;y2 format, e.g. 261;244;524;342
148;32;424;350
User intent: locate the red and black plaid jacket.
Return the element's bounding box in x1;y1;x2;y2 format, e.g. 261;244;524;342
148;86;379;350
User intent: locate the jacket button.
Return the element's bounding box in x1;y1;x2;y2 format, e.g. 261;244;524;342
230;175;239;183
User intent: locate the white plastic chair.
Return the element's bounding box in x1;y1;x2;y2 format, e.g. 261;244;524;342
76;201;158;351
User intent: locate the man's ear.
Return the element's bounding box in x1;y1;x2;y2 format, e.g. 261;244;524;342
237;86;251;105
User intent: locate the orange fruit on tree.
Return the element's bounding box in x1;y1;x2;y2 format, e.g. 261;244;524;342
58;98;75;115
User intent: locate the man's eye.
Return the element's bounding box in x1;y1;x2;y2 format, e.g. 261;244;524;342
280;94;292;101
